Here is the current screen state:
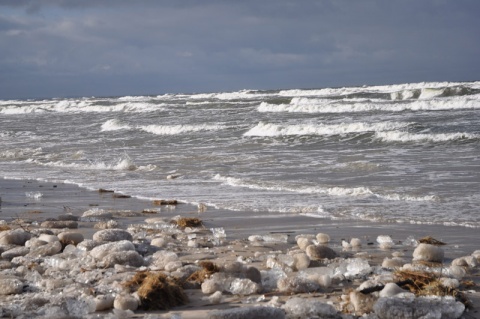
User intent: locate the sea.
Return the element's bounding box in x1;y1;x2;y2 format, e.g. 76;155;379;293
1;81;479;228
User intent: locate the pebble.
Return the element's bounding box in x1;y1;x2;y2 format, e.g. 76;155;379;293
315;233;330;244
0;277;24;295
113;294;138;311
305;244;337;260
0;229;31;245
92;229;133;242
90;240;136;260
1;246;30;260
58;231;84;245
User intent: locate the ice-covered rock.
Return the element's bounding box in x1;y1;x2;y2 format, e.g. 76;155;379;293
305;244;337;260
382;257;405;269
448;265;466;280
102;250;144;268
82;208;113;218
377;235;394;249
292;252;310;270
95;294;115;311
164;260;183;272
278;275;320;293
261;268;287;291
58;231;84;245
472;250;480;262
229;278;260;295
335;258;372;279
0;277;23;295
245;266;262;284
349;291;377;315
223;261;244;274
316;233;330;244
208;306;285;319
25;238;48;248
93;229;133;242
38;234;60;243
440;278;460;289
202;273;230;294
207;291;223;304
113;294;139;311
413;243;444;263
150;237;167;248
90;240;135;260
0;229;31;245
284;297;338;318
373;295;465;319
350;238;362;247
150;250;179;270
40;220;78;229
452;256;477;269
379;283;411;298
28;240;62;257
1;246;30;260
296;237;313;250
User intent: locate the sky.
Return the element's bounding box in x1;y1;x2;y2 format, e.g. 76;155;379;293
1;0;479;99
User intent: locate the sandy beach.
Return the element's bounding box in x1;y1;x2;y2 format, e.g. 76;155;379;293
1;178;479;318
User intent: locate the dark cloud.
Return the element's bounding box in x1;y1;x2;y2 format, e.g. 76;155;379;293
0;0;479;99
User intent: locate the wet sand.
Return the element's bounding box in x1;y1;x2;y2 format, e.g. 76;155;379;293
1;178;480;318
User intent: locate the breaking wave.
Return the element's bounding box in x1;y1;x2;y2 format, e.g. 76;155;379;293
375;131;479;143
244;121;409;137
101;119;132;132
140;124;227;135
31;156;156;172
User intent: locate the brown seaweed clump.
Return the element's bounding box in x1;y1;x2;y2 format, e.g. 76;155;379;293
186;261;220;284
124;271;188;310
174;217;203;228
418;236;446;246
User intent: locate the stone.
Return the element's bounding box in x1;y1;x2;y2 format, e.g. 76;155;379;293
349;291;377;315
102;250;144;268
38;234;60;243
58;231;84;245
377;235;394;249
0;277;23;295
316;233;330;244
284;297;338;318
208;306;285;319
25;238;48;249
297;237;313;250
0;229;31;245
245;266;261;284
382;257;405;269
94;294;115;311
150;237;166;248
379;283;411;298
208;291;223;304
40;220;78;229
293;252;310;270
350;238;362;247
28;241;62;257
373;296;465;319
151;250;179;269
93;229;133;242
113;294;138;311
413;243;444;263
305;244;337;260
1;246;30;260
228;278;260;295
278;275;320;293
90;240;135;260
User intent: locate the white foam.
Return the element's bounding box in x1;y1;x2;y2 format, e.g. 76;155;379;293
375;131;478;143
0;148;43;160
243;121;409;137
140;124;226;135
100;119;132;132
188;90;266;100
32;155;156;172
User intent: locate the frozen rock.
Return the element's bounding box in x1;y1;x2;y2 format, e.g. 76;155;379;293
293;252;310;270
57;214;79;221
403;235;418;247
413;243;444;263
223;261;244;273
448;265;466;280
38;233;60;243
58;231;84;245
248;235;263;242
164;260;183;272
296;237;313;250
377;235;394;249
305;244;337;260
335;258;372;279
472;250;480;262
284;297;337;318
40;220;78;229
229;278;260;295
93;229;133;242
28;240;62;257
440;278;460;289
202;273;229;294
25;238;48;248
342;240;352;249
95;294;115;311
90;240;135;260
373;296;465;319
102;250;144;268
261;268;287;291
262;233;289;243
150;237;167;248
0;229;31;245
245;266;262;284
0;277;23;295
64;296;96;317
151;250;179;269
349;291;377;315
208;306;285;319
452;256;477;269
350;238;362;247
316;233;330;244
278;275;320;293
114;294;138;311
382;257;405;269
208;291;223;304
82;208;113;218
379;283;411;298
1;246;30;260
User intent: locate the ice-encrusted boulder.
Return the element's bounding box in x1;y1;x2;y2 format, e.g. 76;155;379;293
208;306;285;319
40;220;78;229
113;294;138;311
316;233;331;244
305;244;337;260
373;296;465;319
94;294;115;311
58;231;84;245
293;252;310;270
283;297;338;318
1;246;30;260
413;243;444;263
297;237;313;250
102;250;144;267
0;229;31;245
93;229;133;242
379;283;412;298
89;240;135;260
377;235;394;249
150;250;179;270
28;241;62;257
0;277;23;295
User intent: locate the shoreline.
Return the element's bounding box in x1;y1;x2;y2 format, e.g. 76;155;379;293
1;177;480;318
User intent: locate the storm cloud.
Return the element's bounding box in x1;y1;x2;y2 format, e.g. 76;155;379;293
1;0;479;99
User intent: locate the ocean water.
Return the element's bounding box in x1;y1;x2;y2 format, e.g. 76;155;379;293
1;81;479;227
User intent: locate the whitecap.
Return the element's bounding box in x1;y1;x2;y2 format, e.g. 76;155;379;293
139;124;226;135
101;119;132;132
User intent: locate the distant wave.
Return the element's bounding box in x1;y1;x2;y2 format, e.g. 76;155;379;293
140;124;227;135
0;147;43;160
258;96;479;113
243;121;410;137
101;119;132;131
213;174;435;202
375;131;479;143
